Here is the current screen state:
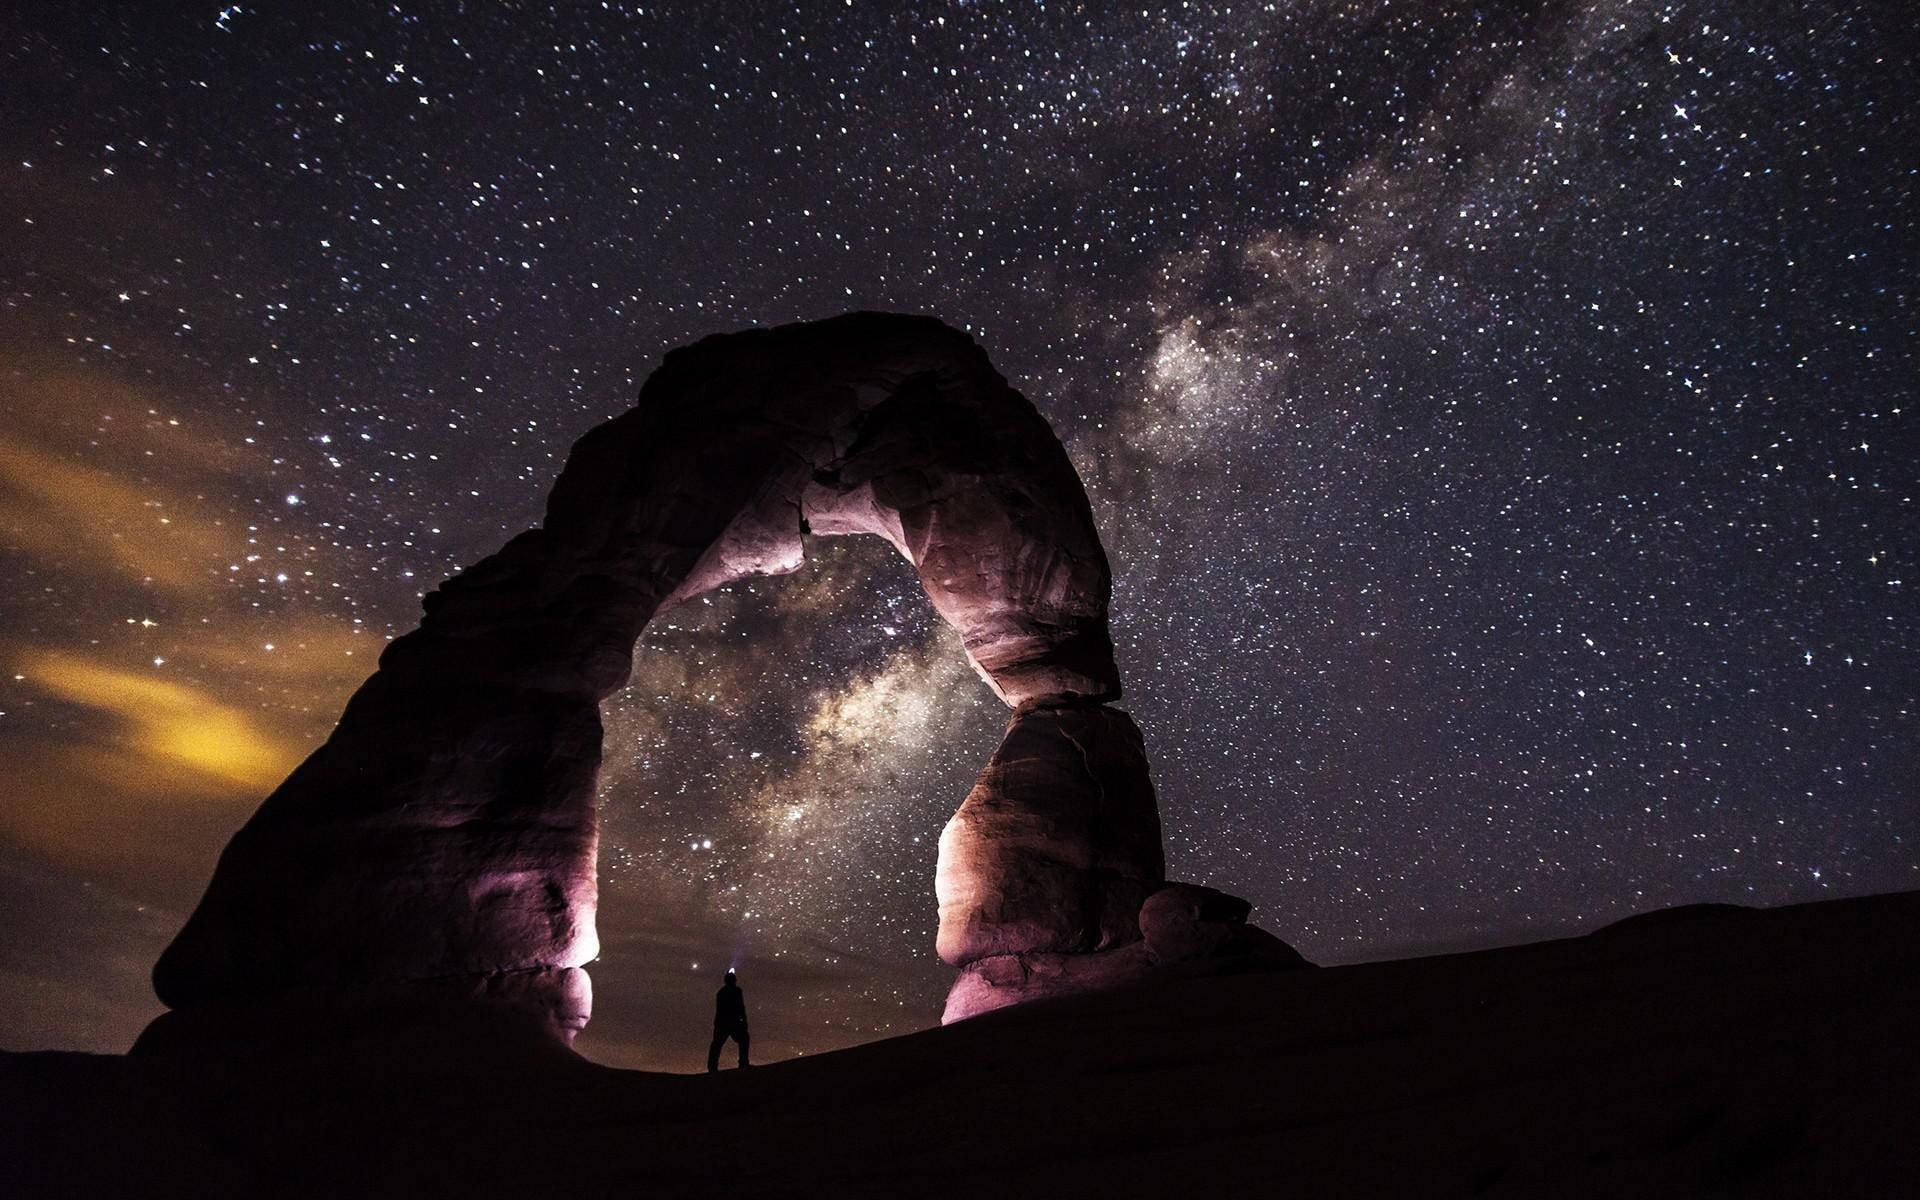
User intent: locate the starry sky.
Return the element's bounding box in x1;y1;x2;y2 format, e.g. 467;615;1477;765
1;1;1912;1072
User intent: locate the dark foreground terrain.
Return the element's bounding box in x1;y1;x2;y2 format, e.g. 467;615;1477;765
5;890;1916;1198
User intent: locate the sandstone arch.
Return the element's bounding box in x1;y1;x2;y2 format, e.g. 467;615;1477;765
146;313;1305;1050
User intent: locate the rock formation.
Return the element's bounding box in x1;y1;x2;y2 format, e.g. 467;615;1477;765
944;882;1313;1022
145;312;1297;1048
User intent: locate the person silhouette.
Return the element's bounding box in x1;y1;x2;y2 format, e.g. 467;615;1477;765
708;968;750;1072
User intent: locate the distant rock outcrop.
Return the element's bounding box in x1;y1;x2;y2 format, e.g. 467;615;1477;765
146;312;1295;1046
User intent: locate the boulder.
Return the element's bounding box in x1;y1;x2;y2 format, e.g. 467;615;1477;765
1140;883;1314;972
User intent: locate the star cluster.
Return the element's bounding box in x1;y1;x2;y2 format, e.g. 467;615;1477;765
0;1;1911;1070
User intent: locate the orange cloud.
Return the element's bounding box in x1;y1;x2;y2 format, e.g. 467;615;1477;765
0;350;385;886
17;649;307;792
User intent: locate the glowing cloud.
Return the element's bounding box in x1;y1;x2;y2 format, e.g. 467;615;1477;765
18;649;306;792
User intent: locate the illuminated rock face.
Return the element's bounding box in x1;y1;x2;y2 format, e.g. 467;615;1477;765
935;703;1165;967
150;313;1149;1042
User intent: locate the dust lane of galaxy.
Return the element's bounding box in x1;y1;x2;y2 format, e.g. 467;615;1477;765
1;2;1912;1071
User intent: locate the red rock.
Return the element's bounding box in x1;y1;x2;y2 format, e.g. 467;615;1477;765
935;703;1165;967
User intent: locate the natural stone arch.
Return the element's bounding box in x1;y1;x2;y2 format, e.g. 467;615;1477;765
146;313;1296;1050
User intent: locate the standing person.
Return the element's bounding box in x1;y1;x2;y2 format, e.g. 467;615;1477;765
708;969;750;1072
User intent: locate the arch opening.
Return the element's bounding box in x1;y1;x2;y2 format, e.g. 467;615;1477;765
582;537;1004;1064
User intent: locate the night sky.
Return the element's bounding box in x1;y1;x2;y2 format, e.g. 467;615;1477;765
1;2;1912;1072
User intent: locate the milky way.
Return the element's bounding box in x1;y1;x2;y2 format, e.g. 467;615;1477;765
1;2;1912;1070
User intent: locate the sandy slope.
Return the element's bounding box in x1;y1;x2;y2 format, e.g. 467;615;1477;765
4;890;1915;1198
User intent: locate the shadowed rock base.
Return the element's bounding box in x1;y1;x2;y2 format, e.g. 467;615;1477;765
133;968;591;1059
12;890;1912;1199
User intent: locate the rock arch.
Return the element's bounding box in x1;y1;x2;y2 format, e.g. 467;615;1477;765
147;313;1294;1049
